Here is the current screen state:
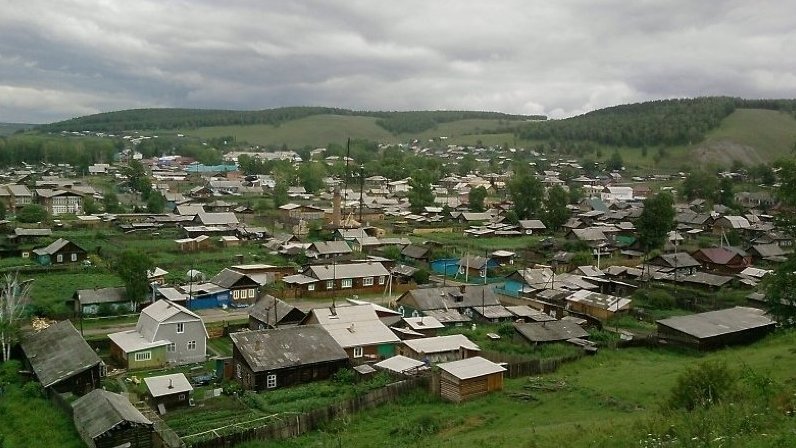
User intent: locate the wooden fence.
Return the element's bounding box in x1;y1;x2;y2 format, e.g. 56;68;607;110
185;378;424;448
479;351;584;378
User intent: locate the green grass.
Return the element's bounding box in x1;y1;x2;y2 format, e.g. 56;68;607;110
207;336;234;357
234;330;796;448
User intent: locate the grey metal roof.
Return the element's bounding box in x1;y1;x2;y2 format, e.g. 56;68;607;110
374;355;428;374
140;299;201;323
230;325;348;372
401;244;430;259
421;309;472;324
505;305;556;321
144;373;193;398
403;316;445;331
310;304;401;348
20;320;102;388
308;240;353;255
210;268;247;289
75;287;128;305
657;307;775;339
73;389;152;443
249;295;305;327
398;285;502;311
437;356;506;380
13;227;52;237
403;334;480;354
471;305;514;319
307;262;389;280
514;321;589;342
653;252;701;268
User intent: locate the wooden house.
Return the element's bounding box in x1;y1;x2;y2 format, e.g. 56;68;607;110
565;290;632;321
395;285;502;323
20;320;104;396
72;389;154;448
248;294;306;330
304;304;400;362
656;307;775;350
35;188;83;215
32;238;87;265
210;268;264;306
437;356;506;403
144;373;194;412
305;240;353;259
647;252;701;276
71;287;135;316
691;247;751;273
278;203;326;222
397;334;480;364
230;325;349;391
282;262;390;299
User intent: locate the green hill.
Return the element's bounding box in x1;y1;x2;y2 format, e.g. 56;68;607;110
0;123;33;136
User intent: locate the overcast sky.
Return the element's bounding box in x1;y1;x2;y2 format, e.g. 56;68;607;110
2;0;795;124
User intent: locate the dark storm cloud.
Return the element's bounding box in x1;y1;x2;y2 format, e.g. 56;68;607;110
1;0;794;123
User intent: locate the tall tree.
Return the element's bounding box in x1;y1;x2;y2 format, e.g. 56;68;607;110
468;186;487;212
636;192;675;253
16;204;47;223
766;160;796;325
681;170;719;201
407;171;435;214
508;166;544;220
297;162;326;194
606;150;624;171
0;273;32;361
272;180;289;208
103;190;123;213
717;177;735;206
543;185;570;231
147;192;166;213
113;251;154;304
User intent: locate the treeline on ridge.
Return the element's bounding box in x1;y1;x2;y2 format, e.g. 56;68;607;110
35;107;539;135
517;97;796;147
0;135;119;170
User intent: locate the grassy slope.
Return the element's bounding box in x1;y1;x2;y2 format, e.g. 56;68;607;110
238;330;796;448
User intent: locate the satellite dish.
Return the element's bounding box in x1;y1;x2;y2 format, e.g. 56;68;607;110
186;269;205;282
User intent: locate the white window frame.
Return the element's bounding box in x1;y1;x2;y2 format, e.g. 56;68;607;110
56;254;63;263
176;323;184;334
248;288;255;298
167;343;176;352
187;340;196;351
266;374;277;389
378;276;386;285
353;346;364;358
326;280;334;289
307;284;316;291
134;351;152;362
362;277;374;287
341;278;352;289
71;253;77;262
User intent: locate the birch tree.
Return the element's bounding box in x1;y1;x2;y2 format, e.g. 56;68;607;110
0;273;32;362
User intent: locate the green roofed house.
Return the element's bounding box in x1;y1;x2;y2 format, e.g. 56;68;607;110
72;389;154;448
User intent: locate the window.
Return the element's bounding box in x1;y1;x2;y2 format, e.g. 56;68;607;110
341;279;352;289
56;254;63;263
176;323;184;334
236;363;242;379
187;340;196;350
266;374;277;389
233;290;239;299
353;346;364;358
378;276;386;285
307;284;316;291
71;253;77;262
178;394;185;401
326;280;334;290
362;277;374;286
167;343;176;352
248;288;255;298
134;351;152;362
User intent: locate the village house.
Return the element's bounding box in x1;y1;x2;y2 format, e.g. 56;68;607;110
0;184;33;210
400;315;445;337
656;307;776;350
303;304;401;362
20;320;104;396
278;203;326;222
32;238;88;265
397;334;480;364
35;188;84;215
178;282;232;309
230;325;349;391
691;247;751;273
210;268;265;306
513;320;589;345
647;252;701;276
71;287;136;316
72;389;154;448
108;299;208;369
565;290;632;321
282;261;390;298
305;240;353;259
395;285;503;323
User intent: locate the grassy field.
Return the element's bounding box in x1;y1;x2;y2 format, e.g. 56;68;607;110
236;330;796;448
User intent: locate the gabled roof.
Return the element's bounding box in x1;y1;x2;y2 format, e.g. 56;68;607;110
306;262;389;280
514;321;589;342
518;219;546;230
397;285;501;311
693;247;741;265
32;238;84;256
402;334;480;354
13;227;52;237
20;320;102;388
73;389;151;444
197;212;238;226
403;316;445;331
307;240;353;255
657;307;775;339
374;355;428;375
140;299;201;323
308;304;400;348
249;294;305;327
650;252;701;269
437;356;506;380
231;325;348;371
210;268;257;289
566;289;632;312
75;287;128;305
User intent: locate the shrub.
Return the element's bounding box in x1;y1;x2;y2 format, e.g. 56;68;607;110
643;289;676;310
331;368;356;385
497;323;515;339
668;360;738;410
221;380;243;396
413;269;430;285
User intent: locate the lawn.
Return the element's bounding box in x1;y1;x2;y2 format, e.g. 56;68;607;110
234;330;796;448
207;336;234;357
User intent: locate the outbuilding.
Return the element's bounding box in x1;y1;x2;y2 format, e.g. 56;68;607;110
437;356;506;403
144;373;194;413
656;306;775;350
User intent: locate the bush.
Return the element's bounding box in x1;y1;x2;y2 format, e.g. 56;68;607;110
635;289;676;310
668;360;738;410
331;368;356;385
221;380;243;396
413;269;430;285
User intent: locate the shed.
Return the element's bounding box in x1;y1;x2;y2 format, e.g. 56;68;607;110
437;356;506;403
72;389;154;448
656;306;776;350
374;355;429;376
144;373;194;412
513;321;589;344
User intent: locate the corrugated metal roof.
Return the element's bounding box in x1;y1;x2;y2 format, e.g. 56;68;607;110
437;356;506;380
374;355;427;374
657;306;775;339
20;320;102;388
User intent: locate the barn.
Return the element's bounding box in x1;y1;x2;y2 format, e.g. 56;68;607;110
72;389;154;448
437;356;506;403
656;307;776;350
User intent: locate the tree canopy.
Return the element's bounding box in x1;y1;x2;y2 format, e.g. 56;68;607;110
113;251;154;303
543;185;570;231
468;186;487;213
407;171;436;214
508;166;544;220
636;192;675;253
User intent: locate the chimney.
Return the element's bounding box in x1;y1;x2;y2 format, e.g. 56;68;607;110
347;323;356;333
168;378;174;389
459;284;466;294
332;186;342;228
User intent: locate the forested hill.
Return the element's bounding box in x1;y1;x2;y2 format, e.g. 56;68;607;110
35;107;540;134
517;97;796;147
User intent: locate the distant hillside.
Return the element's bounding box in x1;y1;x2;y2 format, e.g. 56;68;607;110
36;107;540;134
0;123;33;136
